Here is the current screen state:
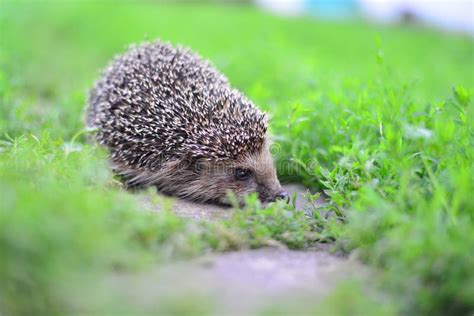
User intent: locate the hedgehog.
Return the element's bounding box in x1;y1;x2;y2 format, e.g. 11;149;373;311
86;40;287;205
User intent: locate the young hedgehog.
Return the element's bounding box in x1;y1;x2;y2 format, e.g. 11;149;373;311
86;40;287;205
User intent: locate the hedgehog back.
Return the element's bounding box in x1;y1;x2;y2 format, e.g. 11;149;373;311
87;41;267;173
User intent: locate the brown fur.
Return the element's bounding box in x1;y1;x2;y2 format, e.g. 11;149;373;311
113;141;283;205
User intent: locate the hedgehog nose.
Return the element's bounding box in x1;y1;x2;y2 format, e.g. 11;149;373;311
276;191;290;203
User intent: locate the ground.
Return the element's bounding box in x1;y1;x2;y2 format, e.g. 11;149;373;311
109;248;365;315
135;185;358;314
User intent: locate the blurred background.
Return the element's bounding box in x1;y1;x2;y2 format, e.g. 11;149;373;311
2;0;472;131
258;0;473;34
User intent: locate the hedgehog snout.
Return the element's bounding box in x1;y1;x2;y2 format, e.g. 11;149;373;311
261;189;289;204
254;176;286;204
275;191;290;203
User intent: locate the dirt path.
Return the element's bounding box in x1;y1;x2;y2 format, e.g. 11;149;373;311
109;247;366;314
129;185;367;314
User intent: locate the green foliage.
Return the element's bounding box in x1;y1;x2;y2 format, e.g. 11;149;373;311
1;1;473;315
0;136;137;314
0;135;324;315
282;80;474;314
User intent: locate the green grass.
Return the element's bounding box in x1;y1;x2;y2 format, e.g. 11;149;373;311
1;1;473;315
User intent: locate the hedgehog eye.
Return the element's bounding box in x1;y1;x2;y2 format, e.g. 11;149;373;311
235;168;251;181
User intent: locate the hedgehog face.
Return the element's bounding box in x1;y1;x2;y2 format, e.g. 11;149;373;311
231;143;287;204
170;141;286;205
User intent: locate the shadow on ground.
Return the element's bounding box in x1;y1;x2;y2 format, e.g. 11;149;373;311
140;184;322;220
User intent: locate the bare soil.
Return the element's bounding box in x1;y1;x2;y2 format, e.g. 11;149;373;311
127;185;366;315
108;247;366;314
